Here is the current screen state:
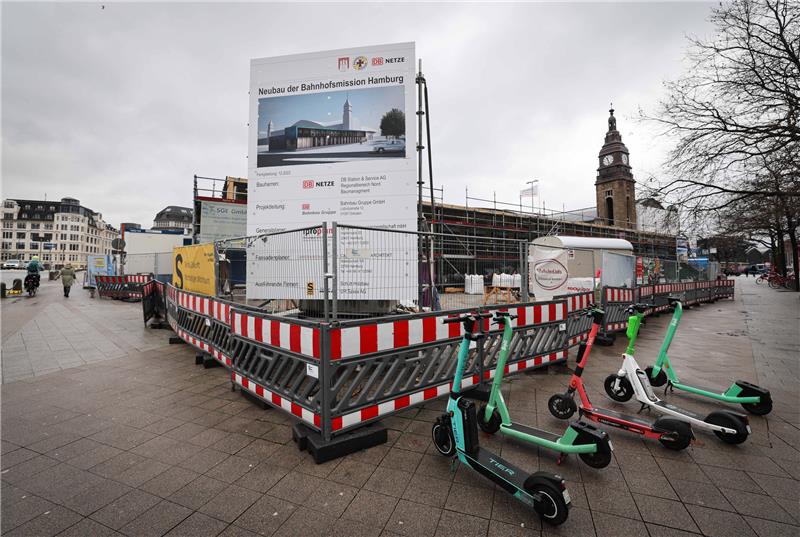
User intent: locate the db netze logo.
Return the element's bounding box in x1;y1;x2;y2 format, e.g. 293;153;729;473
372;57;384;66
302;203;311;210
302;180;315;189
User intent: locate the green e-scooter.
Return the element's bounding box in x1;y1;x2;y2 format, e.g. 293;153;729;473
644;298;772;415
431;313;571;526
476;311;613;469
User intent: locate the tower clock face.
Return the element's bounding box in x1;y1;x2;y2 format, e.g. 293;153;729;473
602;155;613;166
622;154;629;165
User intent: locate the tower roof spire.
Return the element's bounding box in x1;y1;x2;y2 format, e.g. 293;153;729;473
608;103;617;132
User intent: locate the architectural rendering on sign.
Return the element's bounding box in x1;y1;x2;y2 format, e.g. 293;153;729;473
256;85;406;167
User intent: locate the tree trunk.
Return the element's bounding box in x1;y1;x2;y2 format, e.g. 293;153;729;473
774;215;787;276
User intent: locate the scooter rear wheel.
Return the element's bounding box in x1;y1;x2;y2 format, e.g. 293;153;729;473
527;481;569;526
431;421;455;456
741;396;772;416
644;366;667;387
604;374;633;402
706;412;749;445
547;394;577;420
477;405;502;434
654;418;692;451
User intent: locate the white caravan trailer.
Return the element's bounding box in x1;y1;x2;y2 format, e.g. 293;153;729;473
529;236;635;300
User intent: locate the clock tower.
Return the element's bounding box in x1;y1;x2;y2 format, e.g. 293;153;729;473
595;106;636;229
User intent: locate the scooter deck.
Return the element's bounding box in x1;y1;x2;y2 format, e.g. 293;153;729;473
586;406;654;428
463;446;530;494
651;400;705;421
502;422;561;443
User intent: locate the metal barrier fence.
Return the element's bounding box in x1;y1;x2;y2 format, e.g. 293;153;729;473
95;274;150;300
142;280;167;325
555;291;594;347
600;279;736;338
143;263;735;460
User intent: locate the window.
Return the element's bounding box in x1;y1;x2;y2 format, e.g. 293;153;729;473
4;201;14;208
44;224;53;230
24;204;30;210
17;222;26;229
31;223;40;230
16;242;25;249
1;242;10;250
2;232;11;239
30;243;38;250
60;244;65;250
3;213;12;220
69;244;79;251
2;221;12;229
16;232;25;239
49;206;55;211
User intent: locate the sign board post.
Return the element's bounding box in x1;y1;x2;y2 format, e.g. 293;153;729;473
247;43;417;302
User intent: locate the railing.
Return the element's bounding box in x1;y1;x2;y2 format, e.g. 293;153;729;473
148;278;735;455
95;274;150;300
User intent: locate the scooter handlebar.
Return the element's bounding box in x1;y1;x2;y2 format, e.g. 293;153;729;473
442;312;492;324
627;303;655;313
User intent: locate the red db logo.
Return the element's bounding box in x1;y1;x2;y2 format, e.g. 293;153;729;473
302;180;314;189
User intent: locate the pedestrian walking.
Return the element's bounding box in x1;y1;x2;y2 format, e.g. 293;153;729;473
60;263;76;298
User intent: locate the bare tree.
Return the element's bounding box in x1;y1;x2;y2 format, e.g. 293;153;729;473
643;0;799;288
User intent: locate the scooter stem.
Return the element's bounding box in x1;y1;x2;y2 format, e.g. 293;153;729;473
655;302;683;368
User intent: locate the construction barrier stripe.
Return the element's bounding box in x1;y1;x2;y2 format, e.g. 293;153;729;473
565;292;592;313
331;350;567;432
232;372;320;429
333;302;567;359
230;311;320;359
604;288;635;303
175;290;231;324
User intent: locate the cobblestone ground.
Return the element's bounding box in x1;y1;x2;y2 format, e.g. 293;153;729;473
1;278;798;536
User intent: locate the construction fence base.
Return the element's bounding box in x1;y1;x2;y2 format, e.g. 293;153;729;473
292;422;388;464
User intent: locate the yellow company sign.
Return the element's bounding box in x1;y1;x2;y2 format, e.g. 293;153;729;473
172;243;216;296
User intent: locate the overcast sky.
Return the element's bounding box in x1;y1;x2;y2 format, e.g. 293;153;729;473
2;1;715;229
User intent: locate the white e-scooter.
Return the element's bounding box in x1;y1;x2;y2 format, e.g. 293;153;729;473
604;302;750;445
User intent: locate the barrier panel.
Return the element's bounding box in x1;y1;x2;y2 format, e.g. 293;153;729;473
167;287;236;368
96;275;150;300
554;291;594;347
600;286;637;335
715;279;734;299
149;278;735;461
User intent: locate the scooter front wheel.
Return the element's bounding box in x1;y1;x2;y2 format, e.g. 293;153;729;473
477;404;501;434
604;374;633;402
644;366;667;387
579;449;612;469
706;411;749;445
547;394;577;419
527;481;569;526
741;396;772;416
431;421;455;456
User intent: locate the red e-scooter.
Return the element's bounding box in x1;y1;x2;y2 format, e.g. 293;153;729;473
548;306;694;451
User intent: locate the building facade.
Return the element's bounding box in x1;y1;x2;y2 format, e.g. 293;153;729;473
595;107;637;229
1;197;118;269
153;206;192;234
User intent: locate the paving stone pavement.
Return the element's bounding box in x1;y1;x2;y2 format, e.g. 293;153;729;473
1;277;798;536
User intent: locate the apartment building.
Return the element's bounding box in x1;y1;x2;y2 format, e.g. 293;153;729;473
1;197;118;269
